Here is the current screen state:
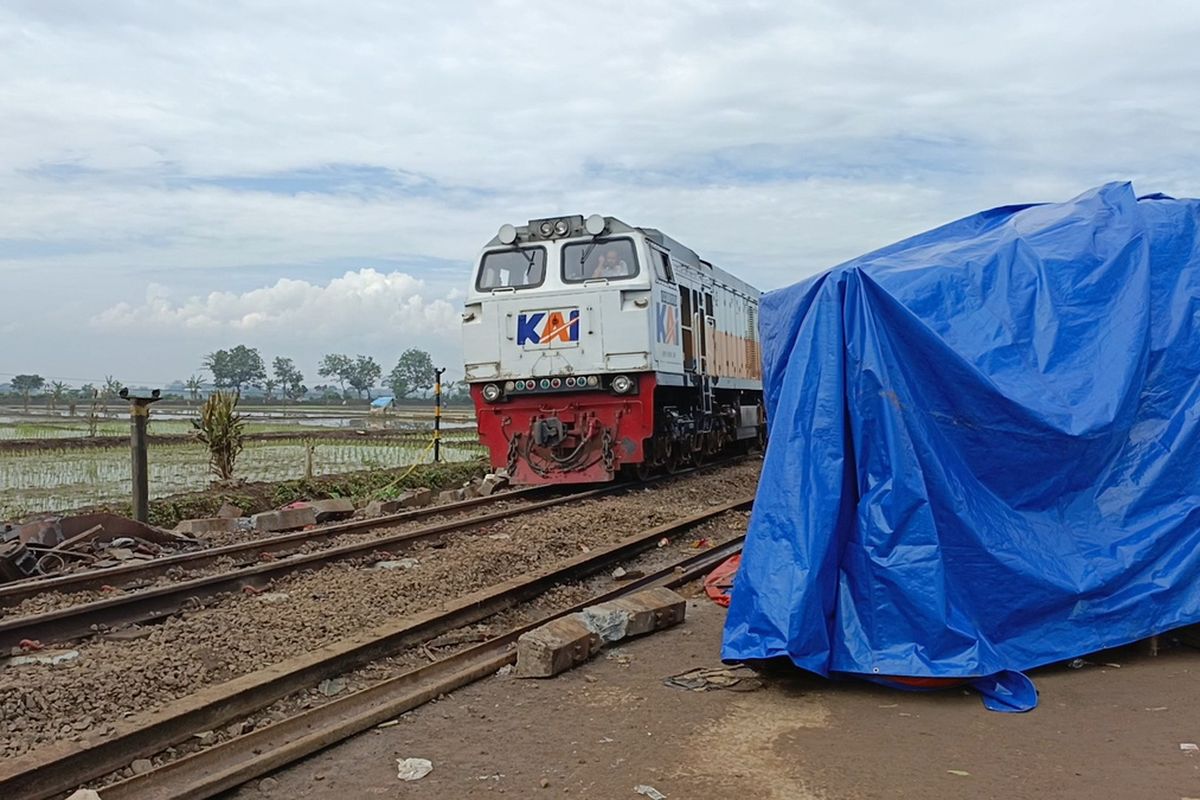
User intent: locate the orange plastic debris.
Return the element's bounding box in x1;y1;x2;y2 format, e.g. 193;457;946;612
704;554;740;607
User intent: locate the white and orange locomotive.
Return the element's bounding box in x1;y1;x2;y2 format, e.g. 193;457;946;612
462;214;763;485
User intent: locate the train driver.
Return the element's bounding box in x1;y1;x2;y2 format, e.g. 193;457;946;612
592;248;630;279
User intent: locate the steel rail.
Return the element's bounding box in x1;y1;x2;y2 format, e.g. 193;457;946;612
0;485;551;607
0;457;750;647
0;483;619;649
101;537;746;800
0;496;753;800
0;453;748;607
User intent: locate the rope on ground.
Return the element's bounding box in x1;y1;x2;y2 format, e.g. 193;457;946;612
370;437;438;499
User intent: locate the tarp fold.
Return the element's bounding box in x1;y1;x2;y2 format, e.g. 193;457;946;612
722;183;1200;710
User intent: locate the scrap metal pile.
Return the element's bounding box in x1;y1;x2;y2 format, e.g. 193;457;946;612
0;513;200;584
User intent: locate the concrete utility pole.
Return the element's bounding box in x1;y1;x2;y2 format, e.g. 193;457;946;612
119;388;162;522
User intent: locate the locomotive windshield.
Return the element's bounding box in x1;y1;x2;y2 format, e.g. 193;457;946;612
477;247;546;290
562;238;639;282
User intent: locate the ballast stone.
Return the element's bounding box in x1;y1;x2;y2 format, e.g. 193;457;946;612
479;474;508;496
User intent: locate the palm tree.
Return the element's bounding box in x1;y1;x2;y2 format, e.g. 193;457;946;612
263;378;277;404
185;374;203;405
49;381;68;412
101;375;121;415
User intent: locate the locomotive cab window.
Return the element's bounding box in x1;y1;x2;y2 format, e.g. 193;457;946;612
654;252;674;283
477;247;546;291
562;238;639;283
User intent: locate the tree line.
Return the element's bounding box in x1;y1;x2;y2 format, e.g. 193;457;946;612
4;346;469;411
7;374;123;413
201;345;441;402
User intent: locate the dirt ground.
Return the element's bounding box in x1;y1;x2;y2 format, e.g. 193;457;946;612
230;590;1200;800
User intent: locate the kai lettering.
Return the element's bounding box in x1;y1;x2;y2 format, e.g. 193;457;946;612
517;309;580;346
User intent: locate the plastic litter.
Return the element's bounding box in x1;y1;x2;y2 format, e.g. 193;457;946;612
702;554;739;607
396;757;433;781
7;649;80;667
635;785;667;799
664;666;762;693
374;558;419;570
580;606;630;643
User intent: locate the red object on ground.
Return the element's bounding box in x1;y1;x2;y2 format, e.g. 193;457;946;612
18;639;44;652
472;374;657;485
703;554;968;689
877;675;969;689
704;553;741;608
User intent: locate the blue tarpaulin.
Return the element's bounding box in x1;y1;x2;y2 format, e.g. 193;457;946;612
721;183;1200;711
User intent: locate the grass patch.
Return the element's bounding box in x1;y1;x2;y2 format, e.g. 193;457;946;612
78;458;489;529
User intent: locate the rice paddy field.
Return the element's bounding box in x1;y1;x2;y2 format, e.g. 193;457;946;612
0;404;476;441
0;406;483;519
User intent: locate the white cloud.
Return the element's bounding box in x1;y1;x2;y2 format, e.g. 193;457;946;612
94;268;457;335
2;0;1200;383
86;270;461;383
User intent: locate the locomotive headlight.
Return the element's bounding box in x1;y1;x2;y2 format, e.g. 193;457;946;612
611;374;635;394
538;221;554;237
504;381;515;392
482;383;502;403
553;219;570;236
586;375;599;387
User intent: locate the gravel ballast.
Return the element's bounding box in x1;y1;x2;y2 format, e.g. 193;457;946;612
0;461;759;760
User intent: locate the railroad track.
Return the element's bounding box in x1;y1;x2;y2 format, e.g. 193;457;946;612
0;495;753;800
0;457;749;649
0;485;551;608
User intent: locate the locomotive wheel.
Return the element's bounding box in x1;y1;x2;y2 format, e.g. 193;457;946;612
635;461;655;481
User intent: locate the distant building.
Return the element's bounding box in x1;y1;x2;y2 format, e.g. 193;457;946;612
370;396;395;413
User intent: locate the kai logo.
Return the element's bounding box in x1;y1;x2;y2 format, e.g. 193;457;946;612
517;308;580;346
656;302;678;346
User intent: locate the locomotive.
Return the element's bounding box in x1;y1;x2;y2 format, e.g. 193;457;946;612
462;214;763;485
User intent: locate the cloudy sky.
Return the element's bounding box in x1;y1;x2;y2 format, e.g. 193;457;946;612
2;0;1198;388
